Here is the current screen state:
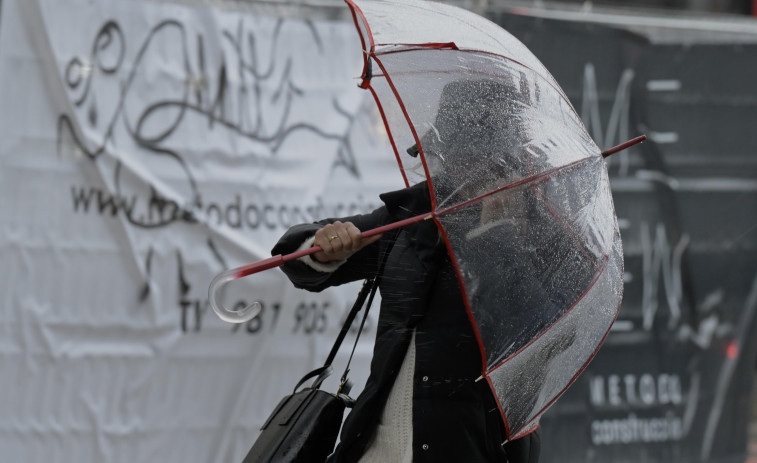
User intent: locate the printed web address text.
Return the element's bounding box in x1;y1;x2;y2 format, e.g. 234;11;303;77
70;185;379;230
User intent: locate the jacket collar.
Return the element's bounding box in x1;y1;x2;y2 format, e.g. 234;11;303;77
379;181;431;221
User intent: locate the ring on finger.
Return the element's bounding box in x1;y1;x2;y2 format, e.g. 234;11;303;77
328;235;339;242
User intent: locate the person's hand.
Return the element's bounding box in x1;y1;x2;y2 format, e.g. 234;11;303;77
312;221;382;263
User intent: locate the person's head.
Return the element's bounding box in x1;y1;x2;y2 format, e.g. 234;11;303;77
407;78;530;205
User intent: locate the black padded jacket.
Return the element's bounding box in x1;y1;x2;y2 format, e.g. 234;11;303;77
271;182;540;463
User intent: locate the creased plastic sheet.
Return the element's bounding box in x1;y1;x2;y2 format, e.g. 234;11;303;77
0;0;402;461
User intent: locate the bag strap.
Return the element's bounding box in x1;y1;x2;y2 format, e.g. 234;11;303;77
290;279;375;395
295;231;398;394
323;277;375;368
293;364;333;393
324;231;398;368
337;269;381;394
336;233;397;394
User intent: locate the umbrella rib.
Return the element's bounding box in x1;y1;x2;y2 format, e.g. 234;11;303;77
434;156;596;217
370;54;436;193
364;83;411;187
509;245;623;436
485;250;611;373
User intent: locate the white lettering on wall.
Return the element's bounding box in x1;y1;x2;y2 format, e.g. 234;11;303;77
580;63;634;176
589;373;683;407
640;221;689;331
591;412;684;445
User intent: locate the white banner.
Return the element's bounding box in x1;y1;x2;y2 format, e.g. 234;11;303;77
0;0;403;461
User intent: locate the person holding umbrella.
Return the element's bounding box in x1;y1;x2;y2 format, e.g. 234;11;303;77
213;1;630;460
271;79;546;463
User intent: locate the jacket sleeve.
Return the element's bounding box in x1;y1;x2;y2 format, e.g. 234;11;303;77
270;206;393;292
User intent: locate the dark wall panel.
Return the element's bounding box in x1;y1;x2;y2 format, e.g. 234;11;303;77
493;11;757;463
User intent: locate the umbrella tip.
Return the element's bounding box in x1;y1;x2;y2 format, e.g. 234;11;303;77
601;135;646;158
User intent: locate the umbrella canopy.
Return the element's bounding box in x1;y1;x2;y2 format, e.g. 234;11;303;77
345;0;624;439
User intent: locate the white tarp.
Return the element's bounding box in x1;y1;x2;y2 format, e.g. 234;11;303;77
0;0;403;461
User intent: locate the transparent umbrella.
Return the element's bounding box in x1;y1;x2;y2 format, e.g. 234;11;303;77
209;0;644;440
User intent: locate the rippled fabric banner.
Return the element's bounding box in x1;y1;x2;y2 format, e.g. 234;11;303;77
0;1;401;461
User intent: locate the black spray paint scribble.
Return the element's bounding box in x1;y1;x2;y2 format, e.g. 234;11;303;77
56;16;373;315
57;17;364;230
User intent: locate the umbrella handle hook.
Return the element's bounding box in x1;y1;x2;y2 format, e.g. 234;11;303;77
208;213;434;323
208;270;259;324
208;255;285;323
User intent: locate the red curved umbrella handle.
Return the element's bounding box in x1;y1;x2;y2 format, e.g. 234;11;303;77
208;213;432;323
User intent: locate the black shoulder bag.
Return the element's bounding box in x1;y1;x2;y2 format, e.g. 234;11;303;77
242;237;395;463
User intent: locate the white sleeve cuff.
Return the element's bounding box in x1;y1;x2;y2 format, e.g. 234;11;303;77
297;235;347;273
